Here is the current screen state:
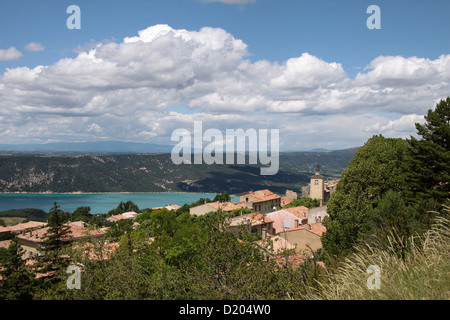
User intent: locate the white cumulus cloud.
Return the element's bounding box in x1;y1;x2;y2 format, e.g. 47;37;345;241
25;42;45;52
0;24;448;149
0;47;22;61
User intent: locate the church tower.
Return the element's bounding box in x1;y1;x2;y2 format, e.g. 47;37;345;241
310;163;325;205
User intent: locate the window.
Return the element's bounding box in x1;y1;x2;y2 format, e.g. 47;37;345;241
284;220;290;229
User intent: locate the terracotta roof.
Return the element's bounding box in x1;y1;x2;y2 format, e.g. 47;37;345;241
107;214;130;221
0;240;12;249
17;221;106;243
284;206;309;219
270;254;325;270
229;212;273;227
246;212;273;225
308;223;327;236
73;241;120;261
257;235;296;254
281;196;295;207
241;189;281;203
207;201;251;212
0;221;47;234
270;253;307;270
281;223;327;237
251;194;281;203
255;189;275;197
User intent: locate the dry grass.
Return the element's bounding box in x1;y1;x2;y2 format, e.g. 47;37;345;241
306;207;450;300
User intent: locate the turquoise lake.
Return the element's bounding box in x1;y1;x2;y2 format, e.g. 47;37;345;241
0;192;237;214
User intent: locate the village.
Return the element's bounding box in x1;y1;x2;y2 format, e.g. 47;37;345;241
0;166;340;276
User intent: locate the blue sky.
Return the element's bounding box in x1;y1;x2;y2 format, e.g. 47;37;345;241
0;0;449;150
2;0;449;75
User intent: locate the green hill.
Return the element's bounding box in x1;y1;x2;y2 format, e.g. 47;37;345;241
0;208;47;222
0;149;357;194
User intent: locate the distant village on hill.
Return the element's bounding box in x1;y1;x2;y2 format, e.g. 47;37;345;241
1;165;339;275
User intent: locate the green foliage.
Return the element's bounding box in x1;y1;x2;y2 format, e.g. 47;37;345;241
105;219;133;241
322;97;450;260
0;240;35;299
213;191;231;202
228;206;255;217
307;208;450;300
284;197;321;209
322;135;411;257
70;206;92;223
37;202;73;278
406;97;450;205
134;209;153;223
0;150;356;194
108;200;140;215
0;208;47;222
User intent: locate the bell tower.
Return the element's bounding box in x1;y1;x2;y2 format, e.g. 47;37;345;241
310;163;325;205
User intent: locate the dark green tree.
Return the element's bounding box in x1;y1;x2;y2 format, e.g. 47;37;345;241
284;197;321;209
321;135;410;257
105;219;134;241
71;206;92;222
406;97;450;206
108;200;140;215
0;240;35;299
213;191;231;202
37;202;72;278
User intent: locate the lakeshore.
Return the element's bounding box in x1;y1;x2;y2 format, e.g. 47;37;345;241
0;192;229;214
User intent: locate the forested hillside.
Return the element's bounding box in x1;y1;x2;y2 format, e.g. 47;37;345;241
0;149;356;194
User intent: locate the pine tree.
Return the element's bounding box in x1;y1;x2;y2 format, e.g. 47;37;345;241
407;97;450;206
37;202;72;279
0;240;35;299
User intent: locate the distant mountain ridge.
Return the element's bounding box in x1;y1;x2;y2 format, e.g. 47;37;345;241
0;141;173;154
0;148;357;194
0;141;341;154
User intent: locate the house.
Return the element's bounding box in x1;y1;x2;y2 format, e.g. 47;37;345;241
284;206;309;225
0;221;47;236
17;221;106;259
279;223;327;254
308;206;328;224
281;190;298;207
73;241;120;261
256;235;296;255
106;211;138;223
301;164;339;205
228;212;273;238
151;204;181;211
239;189;281;214
0;240;12;250
280;196;294;207
189;201;251;216
266;209;303;234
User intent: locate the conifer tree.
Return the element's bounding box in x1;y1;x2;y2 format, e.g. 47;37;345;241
37;202;72;279
0;240;35;299
407;97;450;206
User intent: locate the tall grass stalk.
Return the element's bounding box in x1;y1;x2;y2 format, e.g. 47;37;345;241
306;207;450;300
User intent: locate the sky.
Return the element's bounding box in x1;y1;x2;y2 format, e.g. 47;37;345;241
0;0;449;151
